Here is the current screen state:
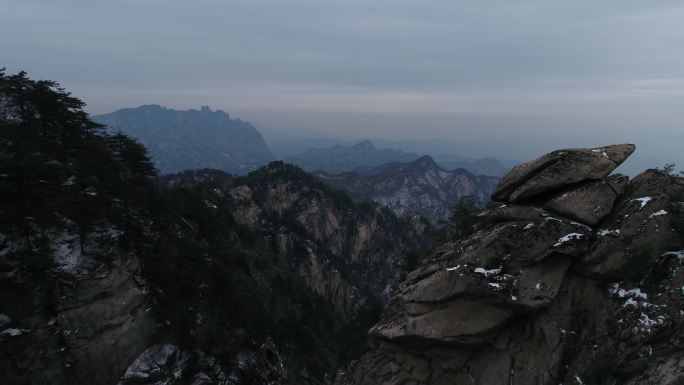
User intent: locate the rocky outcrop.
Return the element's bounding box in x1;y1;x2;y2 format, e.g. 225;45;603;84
117;341;287;385
0;223;155;385
492;144;635;202
225;163;433;319
337;144;684;385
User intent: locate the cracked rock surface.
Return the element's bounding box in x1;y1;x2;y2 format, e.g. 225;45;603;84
336;144;684;385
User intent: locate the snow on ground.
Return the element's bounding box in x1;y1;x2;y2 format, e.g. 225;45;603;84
649;210;668;218
631;197;653;209
636;313;667;334
52;231;82;273
598;228;620;237
1;328;30;337
554;233;585;247
474;267;502;277
663;250;684;262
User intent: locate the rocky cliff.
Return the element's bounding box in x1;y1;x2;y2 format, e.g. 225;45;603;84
336;144;684;385
0;223;156;385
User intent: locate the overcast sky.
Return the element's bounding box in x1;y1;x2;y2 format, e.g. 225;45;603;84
2;0;684;160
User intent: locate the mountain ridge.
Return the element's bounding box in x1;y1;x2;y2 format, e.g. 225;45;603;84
315;155;499;224
93;105;275;175
285;140;418;174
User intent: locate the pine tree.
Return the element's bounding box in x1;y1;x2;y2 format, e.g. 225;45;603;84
448;195;481;240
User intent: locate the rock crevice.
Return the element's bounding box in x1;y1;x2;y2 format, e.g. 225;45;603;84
338;144;684;385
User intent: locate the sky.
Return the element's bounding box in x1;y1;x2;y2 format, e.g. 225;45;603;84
2;0;684;166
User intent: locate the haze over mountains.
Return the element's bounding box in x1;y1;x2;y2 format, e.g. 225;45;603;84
93;105;275;175
93;104;513;179
316;156;498;224
286;140;418;174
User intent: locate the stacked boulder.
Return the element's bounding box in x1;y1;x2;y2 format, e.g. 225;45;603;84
336;145;684;385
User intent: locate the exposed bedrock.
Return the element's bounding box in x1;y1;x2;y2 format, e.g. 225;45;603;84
337;144;684;385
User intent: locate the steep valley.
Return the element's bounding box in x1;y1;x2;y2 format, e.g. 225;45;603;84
0;73;433;385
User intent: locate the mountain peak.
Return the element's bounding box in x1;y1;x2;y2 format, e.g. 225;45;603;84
352;140;375;150
411;155;439;169
93;105;274;174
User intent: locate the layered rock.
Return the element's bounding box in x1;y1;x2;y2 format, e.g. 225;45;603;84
337;144;684;385
0;223;155;385
492;144;634;202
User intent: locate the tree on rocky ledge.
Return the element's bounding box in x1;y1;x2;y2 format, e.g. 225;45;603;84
448;195;481;240
0;69;156;257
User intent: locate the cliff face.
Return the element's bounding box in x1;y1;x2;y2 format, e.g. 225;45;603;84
112;163;433;385
1;163;432;385
336;144;684;385
222;163;434;319
0;223;156;385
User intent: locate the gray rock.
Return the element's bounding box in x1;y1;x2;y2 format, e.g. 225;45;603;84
477;204;547;223
580;170;683;279
370;298;513;346
543;174;629;226
0;314;10;329
493;144;635;202
516;255;571;309
457;218;591;267
337;147;684;385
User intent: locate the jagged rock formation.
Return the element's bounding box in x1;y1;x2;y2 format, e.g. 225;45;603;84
336;144;684;385
0;224;156;385
93;105;275;175
315;156;499;224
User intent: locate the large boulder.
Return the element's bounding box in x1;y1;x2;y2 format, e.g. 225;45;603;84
543;174;629;226
457;217;591;267
337;145;684;385
580;170;684;279
477;204;547;223
370;298;514;346
492;144;635;203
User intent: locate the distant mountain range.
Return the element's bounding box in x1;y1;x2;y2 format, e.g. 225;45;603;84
285;140;510;176
92;106;512;178
285;140;418;173
315;155;499;224
93;105;274;175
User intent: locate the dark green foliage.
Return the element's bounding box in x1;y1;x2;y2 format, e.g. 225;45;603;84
448;195;483;240
0;69;157;253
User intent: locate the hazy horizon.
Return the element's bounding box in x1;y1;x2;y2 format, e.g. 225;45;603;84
3;0;684;169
